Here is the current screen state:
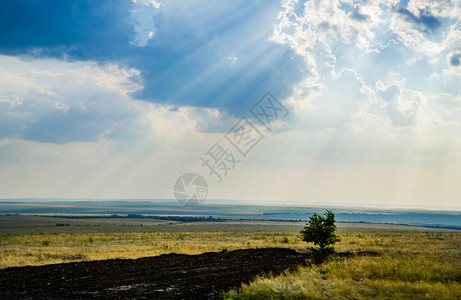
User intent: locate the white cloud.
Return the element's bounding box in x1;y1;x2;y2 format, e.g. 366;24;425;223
0;55;232;144
130;0;161;47
376;82;420;127
227;56;239;67
270;0;460;127
267;0;461;183
407;0;461;20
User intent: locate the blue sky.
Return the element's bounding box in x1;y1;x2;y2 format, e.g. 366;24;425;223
0;0;460;209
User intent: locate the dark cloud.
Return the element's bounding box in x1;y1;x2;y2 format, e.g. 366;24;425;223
350;9;369;22
0;0;306;117
396;7;441;32
448;51;461;66
127;0;306;116
0;0;133;59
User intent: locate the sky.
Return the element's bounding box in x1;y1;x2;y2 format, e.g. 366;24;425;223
0;0;460;209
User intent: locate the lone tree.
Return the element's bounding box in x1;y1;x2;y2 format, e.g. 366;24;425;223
300;209;340;252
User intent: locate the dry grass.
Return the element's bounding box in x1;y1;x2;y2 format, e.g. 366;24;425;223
223;232;461;299
0;231;302;268
1;227;460;299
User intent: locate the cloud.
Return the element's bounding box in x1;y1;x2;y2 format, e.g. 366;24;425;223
396;7;441;33
407;0;461;20
377;82;420;127
271;0;460;135
0;0;307;117
350;8;370;22
227;56;239;67
0;55;144;143
448;50;461;66
271;0;381;51
129;0;307;116
289;69;371;130
388;1;460;56
2;0;455;119
130;0;160;47
0;55;233;143
0;0;133;57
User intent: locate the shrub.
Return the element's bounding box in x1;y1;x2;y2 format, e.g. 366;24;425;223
300;209;340;252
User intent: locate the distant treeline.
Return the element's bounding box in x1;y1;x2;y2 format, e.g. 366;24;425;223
41;214;226;223
124;214;226;223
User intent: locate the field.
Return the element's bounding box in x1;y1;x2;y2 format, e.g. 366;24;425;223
0;216;460;299
223;231;461;299
0;215;455;268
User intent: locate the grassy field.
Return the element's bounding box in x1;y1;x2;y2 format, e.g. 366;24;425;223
223;232;461;299
1;216;448;268
0;216;460;299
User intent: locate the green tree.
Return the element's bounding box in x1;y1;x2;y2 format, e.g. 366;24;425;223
300;209;340;252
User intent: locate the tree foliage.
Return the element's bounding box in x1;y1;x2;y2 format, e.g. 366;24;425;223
300;209;340;252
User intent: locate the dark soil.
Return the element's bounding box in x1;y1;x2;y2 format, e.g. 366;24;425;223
0;248;378;299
